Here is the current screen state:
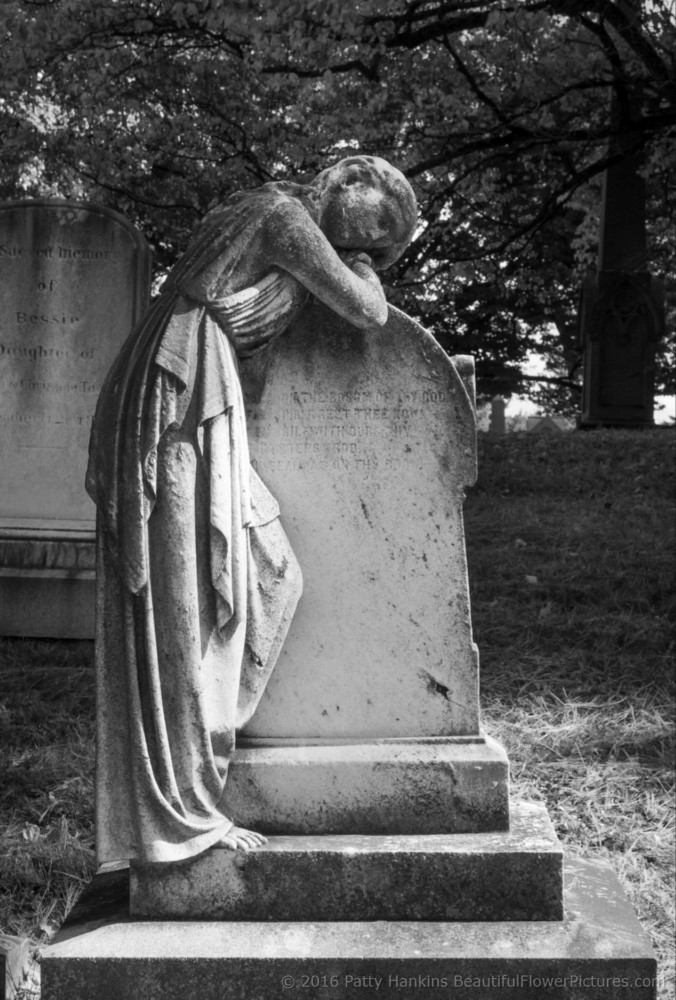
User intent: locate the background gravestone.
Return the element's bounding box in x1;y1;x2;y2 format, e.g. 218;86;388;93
488;395;506;436
0;200;151;637
579;87;664;427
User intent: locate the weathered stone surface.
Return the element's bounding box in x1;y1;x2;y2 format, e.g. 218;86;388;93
130;800;561;922
41;857;657;1000
220;735;509;835
0;199;150;637
240;302;480;740
0;200;150;527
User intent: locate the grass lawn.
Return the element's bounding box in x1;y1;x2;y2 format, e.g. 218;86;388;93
1;427;674;997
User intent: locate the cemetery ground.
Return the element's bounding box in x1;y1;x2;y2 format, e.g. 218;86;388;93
1;427;674;999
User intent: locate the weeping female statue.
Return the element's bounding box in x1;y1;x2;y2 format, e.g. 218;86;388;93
86;155;418;864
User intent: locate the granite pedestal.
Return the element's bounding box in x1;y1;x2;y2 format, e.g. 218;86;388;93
0;524;95;638
42;854;656;1000
130;800;560;922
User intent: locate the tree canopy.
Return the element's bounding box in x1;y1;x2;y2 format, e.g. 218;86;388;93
1;0;674;408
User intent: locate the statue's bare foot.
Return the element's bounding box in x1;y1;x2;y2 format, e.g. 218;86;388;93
219;826;267;851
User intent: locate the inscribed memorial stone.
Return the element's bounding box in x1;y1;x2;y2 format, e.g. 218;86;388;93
0;200;151;636
240;301;479;741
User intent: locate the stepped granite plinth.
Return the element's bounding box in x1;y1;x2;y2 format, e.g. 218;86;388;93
130;800;561;922
41;856;656;1000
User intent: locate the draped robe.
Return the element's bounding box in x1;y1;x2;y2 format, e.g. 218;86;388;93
86;184;310;863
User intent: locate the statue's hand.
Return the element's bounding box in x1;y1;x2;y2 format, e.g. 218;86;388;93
338;249;384;292
339;249;373;269
219;826;267;851
337;246;402;272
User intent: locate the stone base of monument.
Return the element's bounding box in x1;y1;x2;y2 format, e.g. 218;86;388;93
0;568;95;638
129;801;561;922
221;736;509;835
0;524;95;638
41;848;656;1000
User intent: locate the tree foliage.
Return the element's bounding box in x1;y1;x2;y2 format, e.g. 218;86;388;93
1;0;674;407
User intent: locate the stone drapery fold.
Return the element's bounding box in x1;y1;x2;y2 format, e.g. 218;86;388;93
86;186;306;863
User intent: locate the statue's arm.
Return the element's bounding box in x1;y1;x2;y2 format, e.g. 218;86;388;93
263;200;389;328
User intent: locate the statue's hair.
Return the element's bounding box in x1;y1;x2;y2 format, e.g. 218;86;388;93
313;155;417;236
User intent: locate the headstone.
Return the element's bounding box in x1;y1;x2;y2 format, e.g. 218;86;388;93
0;200;151;637
489;394;506;435
579;70;664;427
242;304;479;741
214;303;509;836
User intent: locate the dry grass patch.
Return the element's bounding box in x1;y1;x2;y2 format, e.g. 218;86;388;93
1;644;96;995
483;692;674;1000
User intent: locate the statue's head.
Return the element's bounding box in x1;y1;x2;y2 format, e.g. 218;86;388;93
312;155;417;270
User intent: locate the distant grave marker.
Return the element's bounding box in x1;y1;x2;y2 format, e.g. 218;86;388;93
0;200;151;637
489;395;506;435
579;93;664;426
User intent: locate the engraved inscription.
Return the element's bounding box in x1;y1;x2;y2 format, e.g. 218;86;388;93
0;243;117;260
1;267;101;440
247;385;447;475
0;204;147;520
